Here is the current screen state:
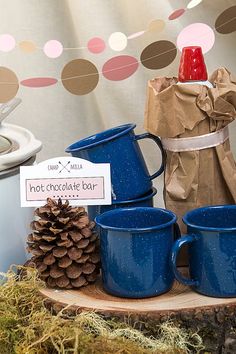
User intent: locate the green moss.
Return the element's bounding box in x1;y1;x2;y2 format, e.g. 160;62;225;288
0;267;203;354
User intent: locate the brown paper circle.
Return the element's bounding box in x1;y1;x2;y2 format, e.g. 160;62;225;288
215;6;236;34
140;40;177;69
0;67;19;103
19;40;37;53
61;59;99;95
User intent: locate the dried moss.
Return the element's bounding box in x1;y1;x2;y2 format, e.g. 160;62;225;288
0;266;204;353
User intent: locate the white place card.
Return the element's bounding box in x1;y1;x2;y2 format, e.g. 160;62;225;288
20;157;111;207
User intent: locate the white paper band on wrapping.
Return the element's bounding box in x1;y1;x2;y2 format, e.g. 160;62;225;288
161;126;229;152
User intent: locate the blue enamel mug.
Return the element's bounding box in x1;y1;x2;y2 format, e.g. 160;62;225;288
87;187;157;221
65;124;164;201
171;205;236;297
95;207;179;298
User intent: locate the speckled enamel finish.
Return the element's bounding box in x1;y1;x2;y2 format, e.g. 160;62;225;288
65;124;164;201
95;207;177;298
87;187;157;221
171;205;236;298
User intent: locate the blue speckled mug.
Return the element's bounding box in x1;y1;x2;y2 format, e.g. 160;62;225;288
95;207;179;298
87;187;157;221
171;205;236;297
65;124;164;201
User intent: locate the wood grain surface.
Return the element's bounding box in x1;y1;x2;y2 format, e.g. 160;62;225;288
40;273;236;315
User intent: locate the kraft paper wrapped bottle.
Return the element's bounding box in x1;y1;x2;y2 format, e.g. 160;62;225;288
144;46;236;265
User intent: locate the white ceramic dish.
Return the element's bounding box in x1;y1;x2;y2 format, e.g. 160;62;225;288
0;123;42;171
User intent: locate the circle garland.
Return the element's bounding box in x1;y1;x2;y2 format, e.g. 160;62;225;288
102;55;139;81
87;37;106;53
0;34;15;52
215;6;236;34
0;67;19;102
61;59;99;95
140;41;177;69
19;40;37;53
43;40;63;58
0;3;234;102
0;0;203;57
108;32;128;51
168;9;186;21
177;23;215;54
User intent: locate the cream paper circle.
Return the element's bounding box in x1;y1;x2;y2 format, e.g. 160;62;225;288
187;0;203;9
108;32;127;51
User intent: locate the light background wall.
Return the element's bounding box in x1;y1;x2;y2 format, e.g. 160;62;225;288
0;0;236;207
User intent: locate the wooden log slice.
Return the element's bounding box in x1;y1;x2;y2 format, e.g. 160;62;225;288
40;269;236;353
40;274;236;316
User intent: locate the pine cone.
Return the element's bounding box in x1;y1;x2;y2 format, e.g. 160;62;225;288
27;198;100;289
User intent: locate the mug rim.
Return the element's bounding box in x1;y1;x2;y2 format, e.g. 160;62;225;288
113;187;157;205
65;123;136;153
183;205;236;231
95;207;177;232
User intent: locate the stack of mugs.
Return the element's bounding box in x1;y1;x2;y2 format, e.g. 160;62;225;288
66;123;167;297
66;124;236;299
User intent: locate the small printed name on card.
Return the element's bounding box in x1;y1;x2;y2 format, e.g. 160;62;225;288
20;157;111;207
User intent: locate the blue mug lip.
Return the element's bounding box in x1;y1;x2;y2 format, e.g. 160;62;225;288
183;205;236;231
95;207;177;232
65;123;136;153
113;187;157;205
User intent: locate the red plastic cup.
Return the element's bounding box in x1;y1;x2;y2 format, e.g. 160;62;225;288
178;46;208;82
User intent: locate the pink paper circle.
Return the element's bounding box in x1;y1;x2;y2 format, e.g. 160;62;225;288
44;40;63;58
102;55;138;81
0;34;16;52
87;37;105;53
20;77;58;88
168;9;185;20
177;23;215;54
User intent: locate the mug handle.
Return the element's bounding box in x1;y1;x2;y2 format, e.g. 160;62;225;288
171;234;199;287
134;133;165;179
